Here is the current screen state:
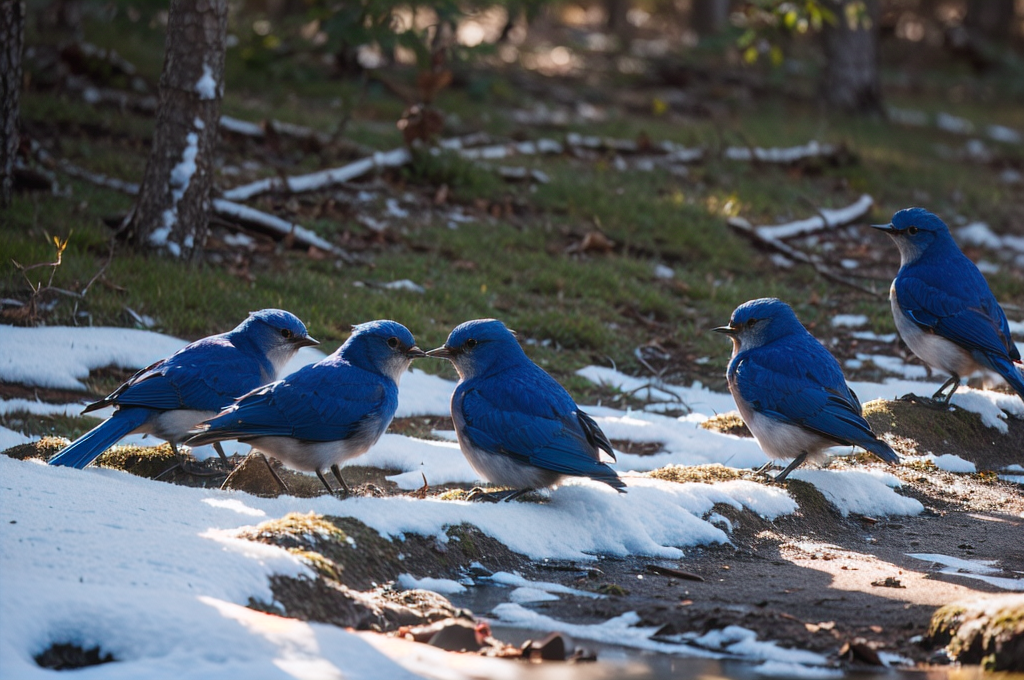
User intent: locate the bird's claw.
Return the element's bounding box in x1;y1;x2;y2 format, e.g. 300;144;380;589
465;487;501;503
897;393;950;410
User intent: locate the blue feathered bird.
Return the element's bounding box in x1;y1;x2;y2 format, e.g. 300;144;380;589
873;207;1024;405
49;309;317;469
187;320;424;494
427;319;624;501
714;298;899;481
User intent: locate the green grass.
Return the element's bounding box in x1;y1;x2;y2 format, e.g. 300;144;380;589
7;14;1024;398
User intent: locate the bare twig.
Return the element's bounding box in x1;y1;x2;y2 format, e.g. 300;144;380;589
211;199;356;262
728;216;884;298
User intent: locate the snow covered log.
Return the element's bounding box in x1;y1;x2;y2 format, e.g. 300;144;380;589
755;194;874;240
212;199;353;260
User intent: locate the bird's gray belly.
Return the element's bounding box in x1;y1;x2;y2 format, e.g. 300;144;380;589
458;437;562;489
891;283;979;376
245;435;372;472
145;409;219;443
731;387;831;463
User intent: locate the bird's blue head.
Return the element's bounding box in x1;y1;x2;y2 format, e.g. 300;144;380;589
425;318;524;380
233;309;319;374
339;319;425;381
871;207;952;265
713;298;805;352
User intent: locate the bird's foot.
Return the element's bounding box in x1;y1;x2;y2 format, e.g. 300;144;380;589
897;393;951;410
464;487;501;503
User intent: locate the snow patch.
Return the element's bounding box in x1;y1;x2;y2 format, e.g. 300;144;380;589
789;469;923;517
195;63;218;100
396;575;467;595
922;453;976;474
831;314;868;328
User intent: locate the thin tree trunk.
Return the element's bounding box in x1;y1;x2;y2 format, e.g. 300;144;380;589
821;0;881;113
127;0;227;259
692;0;731;37
1;0;25;209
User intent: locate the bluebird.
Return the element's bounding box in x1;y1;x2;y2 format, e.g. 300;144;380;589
873;207;1024;405
714;298;899;482
187;320;424;494
49;309;317;469
426;319;624;501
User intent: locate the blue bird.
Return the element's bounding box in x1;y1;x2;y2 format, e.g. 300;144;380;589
187;320;425;494
714;299;899;482
873;207;1024;405
426;319;624;501
49;309;317;469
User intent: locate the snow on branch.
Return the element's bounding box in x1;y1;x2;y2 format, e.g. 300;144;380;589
221;148;412;202
755;194;874;240
724;140;837;163
212;199;354;261
727;197;882;298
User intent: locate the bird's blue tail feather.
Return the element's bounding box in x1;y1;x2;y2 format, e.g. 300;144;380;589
48;409;151;469
860;438;899;465
992;356;1024;400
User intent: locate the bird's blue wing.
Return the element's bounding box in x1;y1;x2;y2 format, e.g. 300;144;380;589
896;273;1019;361
454;367;617;479
732;342;879;450
197;362;392;443
94;338;267;413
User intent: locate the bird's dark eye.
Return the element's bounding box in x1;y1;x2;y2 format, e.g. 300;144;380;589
465;338;477;349
908;226;919;235
746;318;757;328
281;329;292;339
387;337;399;349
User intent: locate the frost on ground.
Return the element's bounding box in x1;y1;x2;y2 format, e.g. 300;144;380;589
2;324;1023;678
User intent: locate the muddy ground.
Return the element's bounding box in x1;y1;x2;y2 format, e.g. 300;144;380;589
5;394;1024;673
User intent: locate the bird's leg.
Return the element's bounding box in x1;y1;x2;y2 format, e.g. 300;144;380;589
315;469;335;495
899;374;960;409
500;488;534;503
213;442;230;465
465;487;500;503
170;442;181;457
261;454;290;494
932;374;961;405
330;464;351;494
773;452;809;483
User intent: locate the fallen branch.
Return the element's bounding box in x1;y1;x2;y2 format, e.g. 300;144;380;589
723;140;838;163
449;138;564;160
219;115;375;155
728;215;883;298
35;146;352;260
221;147;412;202
756;194;874;240
212;199;354;262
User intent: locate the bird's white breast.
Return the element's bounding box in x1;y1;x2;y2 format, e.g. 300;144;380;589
729;386;831;463
890;283;979;377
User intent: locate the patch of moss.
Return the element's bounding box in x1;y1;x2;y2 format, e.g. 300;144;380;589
647;463;745;484
1;436;69;461
93;442;180;478
929;596;1024;671
700;412;751;438
241;512;349;546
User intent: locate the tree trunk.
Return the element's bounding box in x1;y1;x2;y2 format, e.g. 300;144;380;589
692;0;731;37
821;0;881;113
964;0;1016;41
127;0;227;259
1;0;25;209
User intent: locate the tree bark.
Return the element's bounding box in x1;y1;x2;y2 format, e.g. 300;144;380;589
127;0;227;259
821;0;881;113
692;0;731;37
964;0;1016;41
1;0;25;209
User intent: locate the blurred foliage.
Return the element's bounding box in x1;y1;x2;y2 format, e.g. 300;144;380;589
733;1;874;65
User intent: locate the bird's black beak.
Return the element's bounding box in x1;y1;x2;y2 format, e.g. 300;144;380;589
870;223;896;233
425;346;454;359
405;345;427;359
295;335;320;348
712;325;738;336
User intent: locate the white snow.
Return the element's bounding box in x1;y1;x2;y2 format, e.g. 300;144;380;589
956;222;1024;254
907;553;1024;592
396;575;467;595
195;63;217;100
484;571;601;599
922;453;976;474
381;279;426;294
653;264;674;279
831;314;868;328
788;469;924;517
